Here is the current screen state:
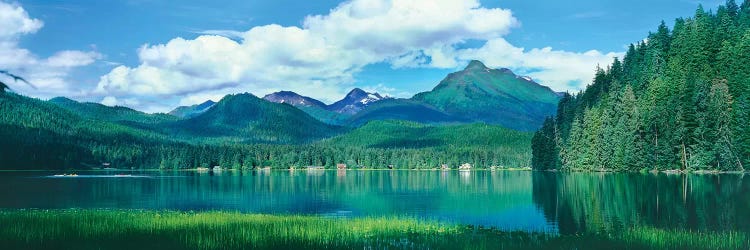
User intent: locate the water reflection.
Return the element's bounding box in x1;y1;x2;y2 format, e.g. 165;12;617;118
0;170;746;234
532;172;750;234
0;170;550;232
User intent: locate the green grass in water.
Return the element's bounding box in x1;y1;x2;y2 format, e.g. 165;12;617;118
0;210;746;250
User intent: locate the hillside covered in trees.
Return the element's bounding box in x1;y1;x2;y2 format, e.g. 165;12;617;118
0;93;532;170
532;0;750;171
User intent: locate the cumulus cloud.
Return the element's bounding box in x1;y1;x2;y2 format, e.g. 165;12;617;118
0;2;42;38
0;1;100;98
454;38;624;92
95;0;622;112
362;83;412;98
95;0;520;111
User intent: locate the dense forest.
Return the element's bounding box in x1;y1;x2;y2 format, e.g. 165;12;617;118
0;93;531;170
532;0;750;171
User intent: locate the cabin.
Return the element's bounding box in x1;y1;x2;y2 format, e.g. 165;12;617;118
387;165;394;169
441;164;450;170
212;166;223;171
459;163;472;171
337;163;347;170
307;166;325;170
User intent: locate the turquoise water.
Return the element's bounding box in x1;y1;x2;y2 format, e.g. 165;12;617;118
0;170;747;234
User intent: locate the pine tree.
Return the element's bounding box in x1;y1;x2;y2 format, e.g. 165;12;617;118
707;79;740;170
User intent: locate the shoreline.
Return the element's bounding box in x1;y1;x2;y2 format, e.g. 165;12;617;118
539;168;749;175
3;168;747;174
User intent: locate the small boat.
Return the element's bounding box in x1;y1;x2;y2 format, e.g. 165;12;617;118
114;174;132;177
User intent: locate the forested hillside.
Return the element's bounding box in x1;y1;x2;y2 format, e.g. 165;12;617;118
413;60;561;131
322;120;532;167
49;97;178;124
165;93;344;144
0;93;180;169
0;93;532;169
346;99;465;126
532;1;750;171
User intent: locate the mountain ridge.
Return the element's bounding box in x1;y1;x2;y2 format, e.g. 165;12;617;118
410;60;560;130
159;60;561;130
167;93;343;143
168;100;216;118
262;91;327;108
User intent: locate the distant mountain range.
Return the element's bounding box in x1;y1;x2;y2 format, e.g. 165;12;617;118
262;88;389;114
68;60;558;135
166;93;341;143
0;60;554;169
40;60;559;148
167;60;560;130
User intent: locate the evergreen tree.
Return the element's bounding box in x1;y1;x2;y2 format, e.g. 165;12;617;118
532;1;749;172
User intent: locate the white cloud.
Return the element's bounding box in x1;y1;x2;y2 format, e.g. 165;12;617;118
0;2;42;38
0;1;100;98
94;0;623;112
193;29;245;40
453;38;624;92
100;96;118;106
362;83;412;98
95;0;521;112
46;50;101;68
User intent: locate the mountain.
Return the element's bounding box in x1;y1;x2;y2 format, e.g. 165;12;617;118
327;88;390;114
345;99;465;126
49;97;178;124
1;93;182;169
411;60;560;131
0;92;532;169
263;91;350;125
262;91;327;108
168;93;343;143
262;89;388;125
325;120;531;150
168;100;216;118
345;60;561;130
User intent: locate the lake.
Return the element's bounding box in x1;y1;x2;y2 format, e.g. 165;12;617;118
0;170;747;235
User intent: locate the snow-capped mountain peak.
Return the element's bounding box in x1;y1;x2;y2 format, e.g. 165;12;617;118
327;88;390;114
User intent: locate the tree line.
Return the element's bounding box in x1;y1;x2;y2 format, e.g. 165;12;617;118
533;0;750;171
0;93;531;170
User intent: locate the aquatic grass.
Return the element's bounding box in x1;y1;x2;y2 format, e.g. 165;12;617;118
0;209;747;250
621;227;749;250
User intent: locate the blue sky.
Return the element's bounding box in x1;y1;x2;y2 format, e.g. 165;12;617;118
2;0;727;112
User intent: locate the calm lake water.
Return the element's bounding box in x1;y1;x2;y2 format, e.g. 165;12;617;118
0;170;748;234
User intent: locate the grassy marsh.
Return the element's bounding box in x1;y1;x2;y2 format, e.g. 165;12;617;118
0;210;746;250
